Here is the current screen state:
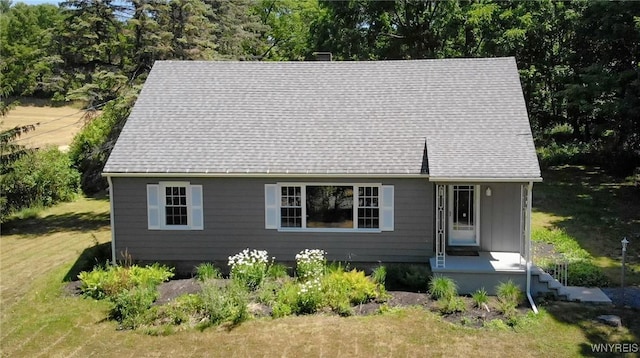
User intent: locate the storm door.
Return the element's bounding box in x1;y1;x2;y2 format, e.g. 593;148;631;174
448;185;479;246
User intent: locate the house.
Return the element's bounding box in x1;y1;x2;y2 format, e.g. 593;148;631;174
103;57;542;298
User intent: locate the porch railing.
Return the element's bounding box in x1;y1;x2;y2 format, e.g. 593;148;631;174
551;260;568;286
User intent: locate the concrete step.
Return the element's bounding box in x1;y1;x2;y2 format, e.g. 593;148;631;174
536;272;555;283
547;280;563;289
564;286;613;305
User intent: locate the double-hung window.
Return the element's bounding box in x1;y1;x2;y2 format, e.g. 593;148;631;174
147;182;203;230
264;183;394;232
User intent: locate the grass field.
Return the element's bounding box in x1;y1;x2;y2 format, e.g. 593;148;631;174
0;103;95;150
1;168;639;357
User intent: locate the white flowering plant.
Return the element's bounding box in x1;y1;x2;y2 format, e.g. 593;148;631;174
295;249;326;281
296;278;322;313
228;248;270;290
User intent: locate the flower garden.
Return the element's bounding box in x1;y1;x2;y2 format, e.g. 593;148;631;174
76;248;530;334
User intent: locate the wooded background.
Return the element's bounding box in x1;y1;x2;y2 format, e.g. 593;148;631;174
1;0;639;192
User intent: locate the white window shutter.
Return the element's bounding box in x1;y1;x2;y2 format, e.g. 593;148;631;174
190;185;203;230
265;184;278;229
381;185;394;231
147;184;160;230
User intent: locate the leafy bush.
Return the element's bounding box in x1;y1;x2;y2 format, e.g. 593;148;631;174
78;263;174;299
536;141;593;168
69;93;135;193
1;147;79;220
228;249;270;290
272;281;298;318
296;279;323;314
110;286;158;329
200;281;249;327
267;263;289;279
428;275;457;300
322;269;379;306
484;318;510;330
162;293;204;325
439;296;466;314
532;227;608;286
471;287;489;308
532;228;591;261
496;280;523;318
386;264;431;292
295;249;326;281
567;261;609;287
195;262;221;281
371;265;386;286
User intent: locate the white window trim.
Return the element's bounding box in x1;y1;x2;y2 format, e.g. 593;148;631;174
147;181;203;231
270;182;392;233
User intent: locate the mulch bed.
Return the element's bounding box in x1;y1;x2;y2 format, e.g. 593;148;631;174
65;278;530;328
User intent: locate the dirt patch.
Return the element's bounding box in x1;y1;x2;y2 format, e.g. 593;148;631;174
155;278;202;305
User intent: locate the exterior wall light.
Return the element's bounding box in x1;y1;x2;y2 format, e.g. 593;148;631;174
485;187;492;197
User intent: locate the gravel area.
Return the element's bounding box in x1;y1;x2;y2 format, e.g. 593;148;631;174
601;287;640;308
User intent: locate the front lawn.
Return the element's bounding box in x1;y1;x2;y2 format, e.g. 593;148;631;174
2;169;640;356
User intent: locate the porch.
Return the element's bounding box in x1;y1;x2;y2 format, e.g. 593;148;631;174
429;251;526;294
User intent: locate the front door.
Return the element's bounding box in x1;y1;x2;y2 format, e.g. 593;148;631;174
448;185;479;246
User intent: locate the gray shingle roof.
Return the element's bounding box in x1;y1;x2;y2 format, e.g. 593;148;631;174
103;57;541;180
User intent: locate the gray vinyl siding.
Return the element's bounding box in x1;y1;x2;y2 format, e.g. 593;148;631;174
479;183;522;252
111;177;434;266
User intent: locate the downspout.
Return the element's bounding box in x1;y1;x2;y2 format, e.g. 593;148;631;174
107;176;117;265
525;181;538;314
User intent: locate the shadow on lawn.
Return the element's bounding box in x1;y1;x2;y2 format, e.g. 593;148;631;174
533;165;640;282
544;302;640;357
3;210;110;238
535;167;640;355
64;241;112;281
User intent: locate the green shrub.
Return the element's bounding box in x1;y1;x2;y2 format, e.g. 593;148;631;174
439;296;466;314
228;249;270;290
471;287;489;308
1;147;80;219
256;278;287;305
128;263;174;287
272;281;299;318
110;286;158;329
78;263;174;299
386;264;431;292
322;269;378;306
429;275;457;300
295;249;326;281
567;260;609;287
532;228;591;261
69;94;135;193
195;262;221;281
536;141;592;168
296;279;323;314
266;263;289;279
484;318;509;330
371;265;386;286
199;281;250;327
496;280;523;318
160;293;204;325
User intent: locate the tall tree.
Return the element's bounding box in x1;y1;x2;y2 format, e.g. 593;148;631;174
255;0;324;60
0;3;64;98
207;0;268;59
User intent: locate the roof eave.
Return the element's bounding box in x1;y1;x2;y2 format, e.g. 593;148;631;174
102;172;431;179
428;176;543;183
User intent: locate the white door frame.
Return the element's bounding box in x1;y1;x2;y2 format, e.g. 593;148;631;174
448;185;480;246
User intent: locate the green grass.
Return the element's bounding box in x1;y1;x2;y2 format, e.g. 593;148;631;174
532;165;640;286
1;170;640;356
